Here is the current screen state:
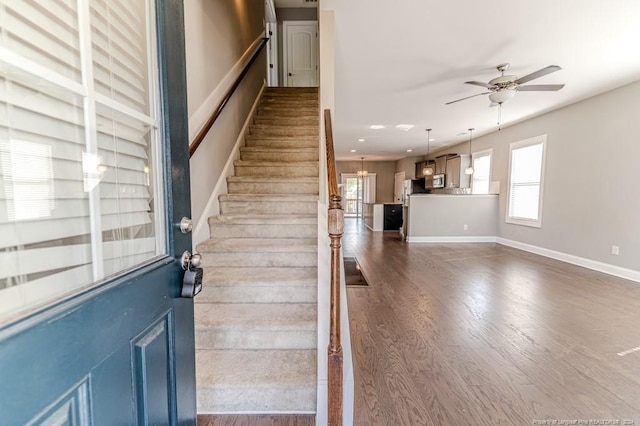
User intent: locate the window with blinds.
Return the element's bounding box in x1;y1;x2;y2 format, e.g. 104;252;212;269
471;149;492;195
506;135;546;228
0;0;163;319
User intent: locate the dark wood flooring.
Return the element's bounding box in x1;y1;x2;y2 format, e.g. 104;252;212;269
343;218;640;425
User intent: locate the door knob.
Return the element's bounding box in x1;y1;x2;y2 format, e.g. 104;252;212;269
179;217;192;233
288;72;292;76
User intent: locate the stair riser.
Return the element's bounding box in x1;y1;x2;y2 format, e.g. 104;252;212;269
227;181;318;195
253;116;319;126
260;98;318;106
196;329;317;350
201;252;317;268
249;127;318;137
210;224;317;239
234;165;318;177
197;387;316;413
244;138;318;149
240;150;319;162
197;286;317;304
257;107;318;116
264;91;318;97
219;200;316;215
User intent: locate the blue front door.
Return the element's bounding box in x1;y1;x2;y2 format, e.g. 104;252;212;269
0;0;196;424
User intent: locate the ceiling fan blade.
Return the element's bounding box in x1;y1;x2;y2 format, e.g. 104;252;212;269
517;84;565;91
445;92;491;105
514;65;561;84
465;81;493;89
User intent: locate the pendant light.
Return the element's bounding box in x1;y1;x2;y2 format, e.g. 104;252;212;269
357;157;368;177
423;128;434;176
464;128;475;175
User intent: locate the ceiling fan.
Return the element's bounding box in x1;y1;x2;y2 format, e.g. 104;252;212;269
446;63;565;105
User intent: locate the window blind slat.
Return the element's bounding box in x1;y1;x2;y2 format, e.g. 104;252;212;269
3;1;81;81
0;217;90;249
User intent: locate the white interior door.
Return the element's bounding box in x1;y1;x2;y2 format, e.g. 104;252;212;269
283;21;318;87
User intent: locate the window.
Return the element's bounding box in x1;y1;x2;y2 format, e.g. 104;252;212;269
506;135;546;227
471;149;492;194
0;0;164;319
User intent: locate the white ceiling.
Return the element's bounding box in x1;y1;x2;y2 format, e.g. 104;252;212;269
321;0;640;161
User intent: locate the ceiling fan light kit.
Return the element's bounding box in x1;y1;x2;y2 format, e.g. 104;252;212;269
446;63;565;106
488;89;516;104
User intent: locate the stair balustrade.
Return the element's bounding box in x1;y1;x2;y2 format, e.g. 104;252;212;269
324;109;344;425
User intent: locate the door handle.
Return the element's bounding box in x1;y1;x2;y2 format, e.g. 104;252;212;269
180;251;202;298
288;73;292;76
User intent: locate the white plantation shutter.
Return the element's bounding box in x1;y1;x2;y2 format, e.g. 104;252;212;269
507;136;546;227
0;0;162;318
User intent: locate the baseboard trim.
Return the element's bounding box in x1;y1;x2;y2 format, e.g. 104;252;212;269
497;237;640;283
188;33;265;143
407;236;497;243
191;82;267;248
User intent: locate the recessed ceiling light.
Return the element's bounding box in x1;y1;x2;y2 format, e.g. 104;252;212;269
369;125;385;130
350;149;356;152
358;138;365;142
429;138;435;142
406;149;413;152
396;124;414;132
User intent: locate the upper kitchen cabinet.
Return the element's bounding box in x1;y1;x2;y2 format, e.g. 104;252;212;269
435;156;447;175
446;155;471;188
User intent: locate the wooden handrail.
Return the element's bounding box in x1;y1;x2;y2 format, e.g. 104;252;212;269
324;109;344;425
189;37;269;158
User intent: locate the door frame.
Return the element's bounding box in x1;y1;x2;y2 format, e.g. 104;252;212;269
282;20;318;87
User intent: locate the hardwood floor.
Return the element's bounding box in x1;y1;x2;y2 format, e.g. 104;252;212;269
343;218;640;425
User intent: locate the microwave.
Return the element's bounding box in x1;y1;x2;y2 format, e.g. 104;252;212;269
432;174;445;188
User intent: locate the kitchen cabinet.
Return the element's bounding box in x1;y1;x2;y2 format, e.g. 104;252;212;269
445;154;471;188
435;156;447;175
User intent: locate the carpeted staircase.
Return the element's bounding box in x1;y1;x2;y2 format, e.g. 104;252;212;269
195;87;319;414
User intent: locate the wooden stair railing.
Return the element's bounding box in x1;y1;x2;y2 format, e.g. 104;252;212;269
189;37;269;158
324;109;343;425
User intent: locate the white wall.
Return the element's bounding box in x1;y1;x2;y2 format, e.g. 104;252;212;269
183;1;266;246
412;81;640;273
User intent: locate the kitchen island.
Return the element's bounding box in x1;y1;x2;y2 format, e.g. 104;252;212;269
363;203;403;231
405;194;498;242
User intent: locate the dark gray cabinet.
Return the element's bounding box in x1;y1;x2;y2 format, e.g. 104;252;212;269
384;204;403;230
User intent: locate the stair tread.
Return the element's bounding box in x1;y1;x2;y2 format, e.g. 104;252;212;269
196;349;316;388
234;160;318;166
219;193;318;201
200;267;316;287
227;176;318;182
240;147;318;153
198;238;317;253
209;214;317;225
245;134;318;140
195;303;316;330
